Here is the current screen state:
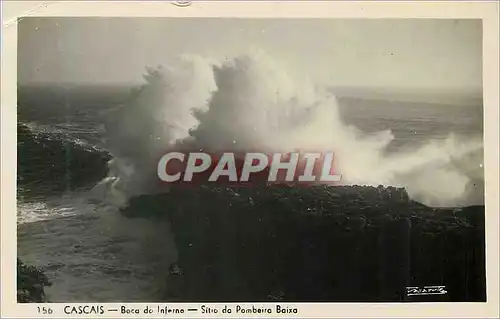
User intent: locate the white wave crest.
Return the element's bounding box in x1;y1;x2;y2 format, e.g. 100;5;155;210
92;50;484;208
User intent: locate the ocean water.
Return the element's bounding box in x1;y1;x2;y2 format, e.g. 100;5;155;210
16;85;484;302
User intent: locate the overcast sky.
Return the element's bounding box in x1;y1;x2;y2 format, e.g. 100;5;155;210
18;18;482;95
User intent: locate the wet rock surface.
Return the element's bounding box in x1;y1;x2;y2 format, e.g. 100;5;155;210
17;258;52;303
122;185;486;302
17;123;111;199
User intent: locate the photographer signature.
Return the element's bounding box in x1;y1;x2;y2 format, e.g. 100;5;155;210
406;286;448;296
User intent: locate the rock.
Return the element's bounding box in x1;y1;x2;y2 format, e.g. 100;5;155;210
17;259;52;303
121;184;486;302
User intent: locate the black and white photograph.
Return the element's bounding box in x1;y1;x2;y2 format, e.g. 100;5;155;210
15;16;487;304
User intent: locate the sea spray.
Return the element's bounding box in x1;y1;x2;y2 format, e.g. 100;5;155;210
93;50;484;208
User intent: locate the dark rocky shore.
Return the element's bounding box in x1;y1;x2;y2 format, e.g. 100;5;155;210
122;184;486;302
17;122;111;199
17;122;486;302
17;259;52;303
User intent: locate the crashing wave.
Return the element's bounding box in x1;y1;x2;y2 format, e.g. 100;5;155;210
92;50;484;208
